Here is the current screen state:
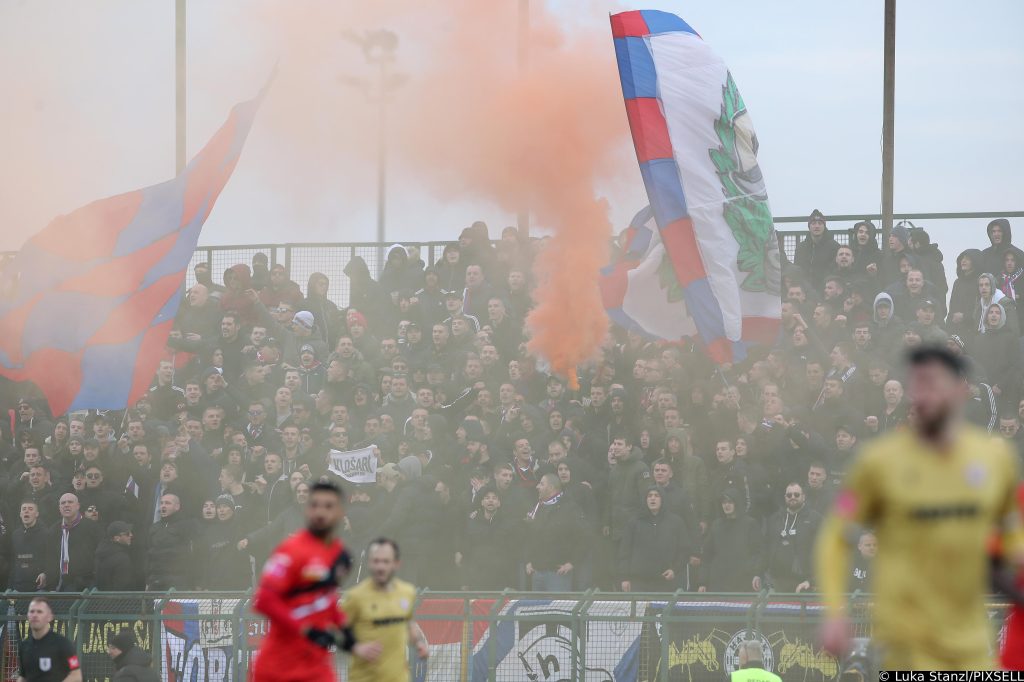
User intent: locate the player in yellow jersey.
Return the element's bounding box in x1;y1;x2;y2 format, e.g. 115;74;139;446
816;345;1024;670
342;538;429;682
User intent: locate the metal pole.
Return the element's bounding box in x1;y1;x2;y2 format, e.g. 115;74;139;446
516;0;530;238
175;0;187;174
881;0;896;251
377;58;388;272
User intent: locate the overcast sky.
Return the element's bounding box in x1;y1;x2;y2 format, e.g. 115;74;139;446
1;0;1021;284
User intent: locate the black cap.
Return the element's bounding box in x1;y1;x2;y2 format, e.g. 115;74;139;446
808;209;826;223
107;521;133;538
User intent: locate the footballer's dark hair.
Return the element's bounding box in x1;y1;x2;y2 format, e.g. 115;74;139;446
907;345;966;378
310;480;344;499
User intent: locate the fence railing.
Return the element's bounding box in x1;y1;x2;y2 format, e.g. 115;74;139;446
3;210;1021;310
0;589;1011;681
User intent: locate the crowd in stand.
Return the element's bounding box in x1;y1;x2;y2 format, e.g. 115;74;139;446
0;214;1021;594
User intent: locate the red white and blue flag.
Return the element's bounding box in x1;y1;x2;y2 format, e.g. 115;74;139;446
606;10;781;362
0;91;263;416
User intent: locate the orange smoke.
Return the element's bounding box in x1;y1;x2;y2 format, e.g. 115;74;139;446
391;2;626;388
247;0;628;386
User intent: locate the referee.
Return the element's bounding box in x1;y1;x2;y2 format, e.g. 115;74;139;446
18;598;82;682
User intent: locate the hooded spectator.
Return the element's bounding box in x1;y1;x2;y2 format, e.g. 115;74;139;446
970;302;1021;410
618;487;691;592
948;249;985;333
982;218;1024;277
793;209;840;286
302;272;341;346
259;264;304;310
107;629;159;682
697;489;761;592
379;244;425;295
847;220;881;276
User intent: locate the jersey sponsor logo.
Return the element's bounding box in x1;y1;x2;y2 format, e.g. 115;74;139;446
301;562;330;582
67;655;80;670
39;657;51;672
262;553;290;577
908;503;979;521
370;616;410;627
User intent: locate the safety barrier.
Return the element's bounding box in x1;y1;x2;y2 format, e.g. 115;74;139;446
0;590;1012;681
2;210;1020;310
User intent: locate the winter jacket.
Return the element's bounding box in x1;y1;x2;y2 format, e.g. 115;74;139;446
605;456;651;540
146;512;198;590
982;219;1024;278
759;505;822;592
523;496;584;571
52;516;101;591
618;509;691;585
113;647;160;682
461;510;517;590
794;231;840;286
699;514;762;591
94;539;138;590
201;518;251;590
947;249;985;333
9;523;53;591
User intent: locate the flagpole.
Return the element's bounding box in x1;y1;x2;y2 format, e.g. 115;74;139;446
175;0;187;175
881;0;896;251
517;0;530;238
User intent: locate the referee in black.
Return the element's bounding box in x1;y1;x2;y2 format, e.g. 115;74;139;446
18;598;82;682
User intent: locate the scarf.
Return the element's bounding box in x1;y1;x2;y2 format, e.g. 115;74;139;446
60;514;83;575
529;491;563;520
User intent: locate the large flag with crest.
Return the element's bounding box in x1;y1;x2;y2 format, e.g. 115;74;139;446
0;90;264;416
605;10;781;363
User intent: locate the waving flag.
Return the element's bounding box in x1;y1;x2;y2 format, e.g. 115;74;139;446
0;90;264;416
609;10;781;362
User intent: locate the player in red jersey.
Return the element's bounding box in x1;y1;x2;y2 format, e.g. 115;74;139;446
997;483;1024;670
251;481;380;682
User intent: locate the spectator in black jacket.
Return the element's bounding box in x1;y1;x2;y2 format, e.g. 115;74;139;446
755;483;822;593
200;495;251;590
793;210;840;287
619;488;692;592
8;501;52;591
457;487;516;590
697;489;761;592
523;473;583;591
94;522;137;591
54;492;101;591
107;629;160;682
146;493;198;590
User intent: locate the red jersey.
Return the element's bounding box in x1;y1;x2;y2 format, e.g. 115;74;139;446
251;530;350;682
1001;484;1024;670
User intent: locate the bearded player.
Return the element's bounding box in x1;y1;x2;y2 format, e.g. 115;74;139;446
343;538;428;682
251;481;380;681
816;346;1024;669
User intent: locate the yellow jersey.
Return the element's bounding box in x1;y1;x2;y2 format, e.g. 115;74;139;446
816;426;1023;669
342;577;417;682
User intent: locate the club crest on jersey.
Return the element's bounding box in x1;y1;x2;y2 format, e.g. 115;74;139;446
39;658;51;672
964;463;987;488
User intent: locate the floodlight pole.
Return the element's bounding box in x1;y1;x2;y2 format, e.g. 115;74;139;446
881;0;896;250
517;0;531;238
175;0;187;175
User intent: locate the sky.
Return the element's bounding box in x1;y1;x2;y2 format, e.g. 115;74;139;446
1;0;1022;286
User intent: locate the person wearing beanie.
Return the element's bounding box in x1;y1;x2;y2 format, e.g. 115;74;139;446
794;209;840;287
249;291;328;368
618;487;692;592
696;489;762;592
107;627;159;681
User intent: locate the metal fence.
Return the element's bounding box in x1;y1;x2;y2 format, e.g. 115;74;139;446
176;210;1023;308
0;590;1011;681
